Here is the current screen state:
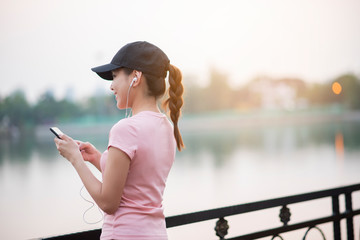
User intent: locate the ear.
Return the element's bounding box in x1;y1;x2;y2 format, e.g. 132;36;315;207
132;71;143;87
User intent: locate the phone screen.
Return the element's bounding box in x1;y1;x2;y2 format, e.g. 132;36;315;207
50;127;64;139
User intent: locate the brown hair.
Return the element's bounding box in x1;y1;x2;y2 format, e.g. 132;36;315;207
121;65;185;151
161;64;184;151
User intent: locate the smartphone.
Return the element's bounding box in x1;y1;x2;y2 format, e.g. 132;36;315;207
50;127;64;139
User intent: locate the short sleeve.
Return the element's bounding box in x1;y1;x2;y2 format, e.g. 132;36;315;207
108;119;138;160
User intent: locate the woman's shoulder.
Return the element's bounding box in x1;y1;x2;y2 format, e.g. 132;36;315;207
111;111;168;133
111;117;139;135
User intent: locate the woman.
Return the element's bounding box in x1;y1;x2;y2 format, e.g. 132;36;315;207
54;41;184;240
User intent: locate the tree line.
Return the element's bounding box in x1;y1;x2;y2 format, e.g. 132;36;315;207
0;90;121;130
1;70;360;129
184;70;360;112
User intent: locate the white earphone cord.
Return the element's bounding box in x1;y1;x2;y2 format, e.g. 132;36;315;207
80;185;104;224
125;77;136;118
80;77;136;224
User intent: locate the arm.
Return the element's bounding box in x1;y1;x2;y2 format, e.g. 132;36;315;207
56;135;130;215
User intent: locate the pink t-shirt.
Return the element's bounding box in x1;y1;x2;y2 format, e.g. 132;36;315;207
99;111;176;240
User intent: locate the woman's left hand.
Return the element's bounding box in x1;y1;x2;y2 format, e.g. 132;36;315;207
54;134;83;165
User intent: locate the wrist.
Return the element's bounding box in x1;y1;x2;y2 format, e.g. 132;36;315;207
71;154;84;169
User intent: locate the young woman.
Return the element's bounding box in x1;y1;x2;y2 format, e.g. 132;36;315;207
54;41;184;240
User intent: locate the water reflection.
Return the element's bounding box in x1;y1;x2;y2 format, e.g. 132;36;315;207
0;120;360;240
1;121;360;167
335;132;345;161
0;136;35;165
179;121;360;167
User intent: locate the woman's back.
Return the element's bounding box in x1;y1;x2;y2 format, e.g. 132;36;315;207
100;111;176;239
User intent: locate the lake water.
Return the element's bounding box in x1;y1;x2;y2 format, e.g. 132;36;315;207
0;114;359;240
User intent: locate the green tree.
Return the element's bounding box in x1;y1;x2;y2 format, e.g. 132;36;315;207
334;74;360;109
0;90;32;128
84;94;119;117
306;73;360;109
33;91;60;124
0;95;4;122
57;99;83;120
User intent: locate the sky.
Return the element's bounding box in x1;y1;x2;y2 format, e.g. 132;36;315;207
1;0;360;102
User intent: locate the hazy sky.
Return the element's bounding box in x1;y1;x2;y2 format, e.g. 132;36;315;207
1;0;360;102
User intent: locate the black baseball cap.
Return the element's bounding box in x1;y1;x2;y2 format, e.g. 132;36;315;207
91;41;170;80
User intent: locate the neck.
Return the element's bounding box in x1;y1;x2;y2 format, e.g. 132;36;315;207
130;94;160;116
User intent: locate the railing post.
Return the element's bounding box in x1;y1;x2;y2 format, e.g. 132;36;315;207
214;217;229;240
332;195;341;240
279;205;291;226
345;192;354;240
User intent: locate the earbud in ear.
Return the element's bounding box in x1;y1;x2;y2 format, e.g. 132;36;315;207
130;77;137;87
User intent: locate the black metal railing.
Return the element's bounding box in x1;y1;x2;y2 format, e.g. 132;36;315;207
42;183;360;240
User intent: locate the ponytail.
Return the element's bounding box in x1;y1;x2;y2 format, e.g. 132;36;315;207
163;64;185;151
132;63;184;151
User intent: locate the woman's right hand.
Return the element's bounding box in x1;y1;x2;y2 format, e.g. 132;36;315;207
76;140;101;164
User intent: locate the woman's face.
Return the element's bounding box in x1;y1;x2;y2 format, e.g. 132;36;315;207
110;69;132;109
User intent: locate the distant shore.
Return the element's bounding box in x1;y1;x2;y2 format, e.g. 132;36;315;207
30;109;360;140
180;109;360;133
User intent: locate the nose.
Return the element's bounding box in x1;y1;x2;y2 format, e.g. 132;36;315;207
110;82;114;91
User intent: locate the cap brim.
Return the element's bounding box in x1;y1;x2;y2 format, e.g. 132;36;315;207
91;63;121;80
